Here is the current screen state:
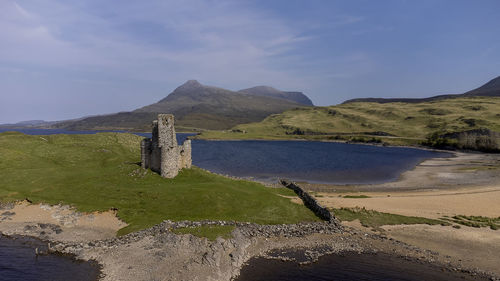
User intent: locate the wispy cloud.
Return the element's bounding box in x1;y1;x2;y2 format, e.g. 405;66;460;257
2;0;369;85
2;1;310;79
0;0;373;122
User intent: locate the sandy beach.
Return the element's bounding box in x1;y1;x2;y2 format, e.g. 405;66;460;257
303;151;500;276
0;201;127;242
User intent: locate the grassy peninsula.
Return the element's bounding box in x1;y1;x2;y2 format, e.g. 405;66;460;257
0;132;318;236
198;97;500;150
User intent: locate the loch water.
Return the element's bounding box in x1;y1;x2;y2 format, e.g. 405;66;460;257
237;252;489;281
0;235;100;281
191;139;451;184
0;128;451;184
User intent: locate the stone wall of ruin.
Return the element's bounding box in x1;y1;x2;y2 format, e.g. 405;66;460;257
178;140;192;169
280;180;333;222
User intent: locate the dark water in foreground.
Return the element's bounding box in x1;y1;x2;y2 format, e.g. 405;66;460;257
0;235;100;281
0;128;450;184
237;252;487;281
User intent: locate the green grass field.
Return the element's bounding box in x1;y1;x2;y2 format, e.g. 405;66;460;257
0;132;318;235
198;97;500;147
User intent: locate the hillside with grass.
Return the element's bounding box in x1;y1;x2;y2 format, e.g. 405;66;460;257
0;132;318;235
199;97;500;150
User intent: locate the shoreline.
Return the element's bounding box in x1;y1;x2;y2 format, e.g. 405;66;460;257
1;147;499;280
1;195;499;280
302;151;500;276
1;215;497;281
0;233;103;281
299;151;500;192
1;127;496;156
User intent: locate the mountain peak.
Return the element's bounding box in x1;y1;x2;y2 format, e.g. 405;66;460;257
167;80;204;97
179;79;202;88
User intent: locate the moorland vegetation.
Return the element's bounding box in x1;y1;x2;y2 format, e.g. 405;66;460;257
0;132;318;237
199;97;500;152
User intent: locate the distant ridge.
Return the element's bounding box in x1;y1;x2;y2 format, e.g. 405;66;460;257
343;75;500;104
0;116;90;129
0;120;52;127
48;80;311;131
238;86;313;106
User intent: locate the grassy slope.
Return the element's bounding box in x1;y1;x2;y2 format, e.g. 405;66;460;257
198;97;500;145
0;132;318;235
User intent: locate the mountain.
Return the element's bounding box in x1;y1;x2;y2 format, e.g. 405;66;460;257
463;75;500;97
238;86;313;106
343;75;500;104
52;80;311;131
198;76;500;152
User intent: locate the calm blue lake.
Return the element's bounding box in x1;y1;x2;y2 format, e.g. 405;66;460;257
192;140;450;184
0;128;450;184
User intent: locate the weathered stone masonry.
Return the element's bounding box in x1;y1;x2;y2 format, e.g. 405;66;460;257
280;179;334;222
141;114;192;178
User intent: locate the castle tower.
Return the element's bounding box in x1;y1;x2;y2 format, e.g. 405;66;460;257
141;114;191;178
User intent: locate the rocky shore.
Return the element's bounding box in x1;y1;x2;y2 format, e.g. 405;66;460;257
1;205;498;281
1;151;499;281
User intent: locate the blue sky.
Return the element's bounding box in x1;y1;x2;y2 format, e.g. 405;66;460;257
1;0;499;123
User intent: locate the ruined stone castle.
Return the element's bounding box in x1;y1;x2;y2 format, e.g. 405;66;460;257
141;114;192;178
